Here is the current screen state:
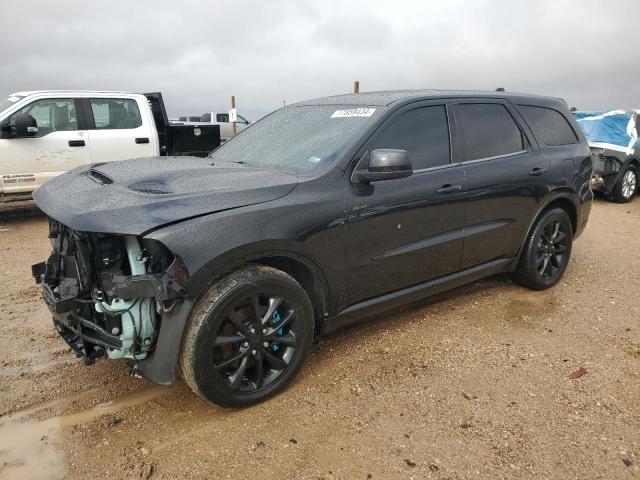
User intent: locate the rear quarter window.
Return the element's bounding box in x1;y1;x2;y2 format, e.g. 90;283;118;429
518;105;578;146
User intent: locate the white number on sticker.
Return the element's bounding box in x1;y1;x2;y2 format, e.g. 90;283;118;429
331;108;376;118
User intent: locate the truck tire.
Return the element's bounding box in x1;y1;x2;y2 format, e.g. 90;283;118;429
612;165;637;203
511;207;573;290
180;264;314;408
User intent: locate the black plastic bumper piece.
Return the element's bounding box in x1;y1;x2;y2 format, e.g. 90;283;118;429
51;310;122;365
32;261;45;284
54;317;109;366
135;298;194;385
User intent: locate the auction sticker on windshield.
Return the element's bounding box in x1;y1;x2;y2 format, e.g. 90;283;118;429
331;108;376;118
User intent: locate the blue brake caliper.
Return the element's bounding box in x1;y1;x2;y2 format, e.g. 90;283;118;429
271;310;283;351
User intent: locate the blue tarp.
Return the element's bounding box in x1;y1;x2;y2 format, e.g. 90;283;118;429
574;110;639;154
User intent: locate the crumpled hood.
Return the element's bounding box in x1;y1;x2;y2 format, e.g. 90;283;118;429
33;156;298;235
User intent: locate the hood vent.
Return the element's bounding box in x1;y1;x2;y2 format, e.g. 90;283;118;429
87;165;114;185
128;181;171;195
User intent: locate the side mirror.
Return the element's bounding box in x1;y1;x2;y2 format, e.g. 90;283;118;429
354;149;413;183
14;114;38;138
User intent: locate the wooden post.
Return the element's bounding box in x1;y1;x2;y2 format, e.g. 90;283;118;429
231;95;237;137
353;81;360;94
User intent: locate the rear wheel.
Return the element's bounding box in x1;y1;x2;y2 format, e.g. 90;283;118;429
612;166;637;203
180;265;314;408
511;208;573;290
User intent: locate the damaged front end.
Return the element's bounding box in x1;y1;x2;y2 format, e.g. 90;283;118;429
32;218;189;366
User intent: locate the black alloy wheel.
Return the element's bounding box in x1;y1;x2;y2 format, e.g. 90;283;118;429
180;265;314;408
511;207;573;290
212;294;298;391
534;218;570;282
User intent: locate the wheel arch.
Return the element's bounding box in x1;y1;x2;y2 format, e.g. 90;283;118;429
540;196;578;235
187;246;331;328
250;254;329;329
513;193;579;264
608;157;639;188
625;157;640;168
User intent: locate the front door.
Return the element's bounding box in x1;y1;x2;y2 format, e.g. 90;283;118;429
0;98;90;194
347;102;466;304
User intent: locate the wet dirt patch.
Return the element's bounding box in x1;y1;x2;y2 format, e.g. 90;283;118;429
503;295;558;325
0;386;173;480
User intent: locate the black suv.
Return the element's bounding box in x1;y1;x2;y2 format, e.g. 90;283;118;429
32;90;593;408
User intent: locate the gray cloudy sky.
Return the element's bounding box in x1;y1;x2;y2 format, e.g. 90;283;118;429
2;0;637;119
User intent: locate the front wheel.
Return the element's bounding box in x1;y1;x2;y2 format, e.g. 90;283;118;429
612;166;637;203
511;208;573;290
180;265;314;408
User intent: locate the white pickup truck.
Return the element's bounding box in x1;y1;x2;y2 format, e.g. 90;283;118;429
0;90;220;201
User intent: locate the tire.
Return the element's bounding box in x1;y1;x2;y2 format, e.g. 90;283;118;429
511;207;573;290
180;264;314;408
612;165;637;203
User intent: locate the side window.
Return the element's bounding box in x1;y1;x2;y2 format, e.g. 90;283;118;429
200;113;212;122
90;98;142;129
10;98;78;137
518;105;579;146
216;113;229;123
236;115;249;125
371;105;450;170
458;104;524;161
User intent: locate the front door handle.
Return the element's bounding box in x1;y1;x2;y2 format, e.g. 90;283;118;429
135;137;150;144
436;184;463;194
68;140;85;147
529;167;547;176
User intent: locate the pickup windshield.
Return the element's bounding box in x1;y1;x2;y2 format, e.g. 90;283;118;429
209;105;381;173
0;95;25;116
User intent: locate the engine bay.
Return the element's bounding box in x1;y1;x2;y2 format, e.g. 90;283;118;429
32;218;188;364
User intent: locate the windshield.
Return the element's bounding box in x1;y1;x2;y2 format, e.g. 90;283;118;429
0;95;25;116
210;105;381;173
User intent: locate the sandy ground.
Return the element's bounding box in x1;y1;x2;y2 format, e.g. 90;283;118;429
0;199;639;480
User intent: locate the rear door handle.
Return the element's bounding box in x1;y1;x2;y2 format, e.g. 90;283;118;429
436;184;463;194
135;137;150;144
68;140;85;147
529;167;547;176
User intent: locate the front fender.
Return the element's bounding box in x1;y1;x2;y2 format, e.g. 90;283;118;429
145;187;348;311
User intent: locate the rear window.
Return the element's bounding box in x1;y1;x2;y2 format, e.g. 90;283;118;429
90;98;142;129
458;104;524;161
518;105;578;146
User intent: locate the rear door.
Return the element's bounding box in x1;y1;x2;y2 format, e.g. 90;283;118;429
455;100;549;269
0;97;90;194
347;101;466;304
516;103;584;191
83;97;156;163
